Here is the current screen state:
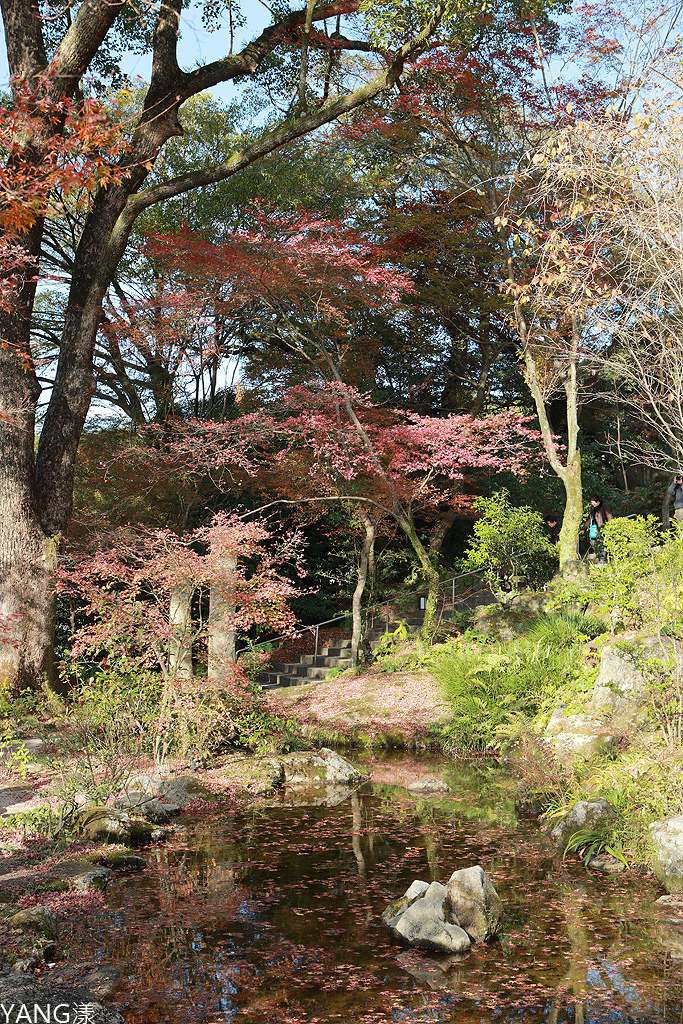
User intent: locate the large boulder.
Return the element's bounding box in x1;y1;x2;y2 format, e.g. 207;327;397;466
649;816;683;892
591;638;674;723
383;880;471;955
125;774;213;807
544;708;618;763
445;865;503;942
71;868;115;892
278;749;368;787
0;969;126;1024
74;806;152;846
9;908;58;941
114;792;181;823
550;797;617;852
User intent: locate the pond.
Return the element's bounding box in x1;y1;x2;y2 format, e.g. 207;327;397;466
63;754;683;1024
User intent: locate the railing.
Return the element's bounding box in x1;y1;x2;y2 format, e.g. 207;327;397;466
235;566;490;663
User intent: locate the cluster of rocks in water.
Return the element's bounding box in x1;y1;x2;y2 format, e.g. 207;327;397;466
382;865;502;955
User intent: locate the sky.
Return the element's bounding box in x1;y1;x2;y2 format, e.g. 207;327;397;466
0;0;272;103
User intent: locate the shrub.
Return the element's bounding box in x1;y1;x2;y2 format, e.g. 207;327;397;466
463;491;558;593
432;611;602;750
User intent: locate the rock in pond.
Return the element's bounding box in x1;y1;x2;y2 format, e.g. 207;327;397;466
278;749;368;787
649;816;683;892
550;797;617;852
114;791;181;823
383;880;471;954
383;866;502;953
407;778;451;795
9;908;58;941
71;867;115;892
74;806;153;846
0;969;126;1024
446;865;503;942
104;851;146;871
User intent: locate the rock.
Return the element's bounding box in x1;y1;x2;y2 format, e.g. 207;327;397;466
74;807;132;844
381;879;430;926
125;775;212;807
544;708;618;762
407;778;451;795
0;968;126;1023
506;592;550;616
590;638;673;722
12;959;37;974
656;894;683;909
278;749;368;787
36;877;70;893
386;880;472;955
44;964;121;1001
104;851;146;871
9;907;58;941
553;732;618;761
472;605;531;642
114;792;180;823
249;757;286;794
150;827;168;842
586;853;627;874
71;867;115;892
649;816;683;892
550;797;617;852
445;865;503;942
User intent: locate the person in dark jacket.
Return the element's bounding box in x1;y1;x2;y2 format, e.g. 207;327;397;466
581;495;612;560
667;472;683;522
544;514;562;545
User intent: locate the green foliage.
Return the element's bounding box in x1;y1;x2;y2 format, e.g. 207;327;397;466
549;515;683;631
433;611;601;750
562;824;627;866
463;491;558;593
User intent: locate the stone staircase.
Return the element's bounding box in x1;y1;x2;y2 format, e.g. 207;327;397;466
254;599;471;690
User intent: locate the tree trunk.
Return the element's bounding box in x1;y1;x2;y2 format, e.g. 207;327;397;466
558;452;583;568
208;554;237;683
351;514;375;668
0;316;57;693
402;519;441;640
169;583;194;678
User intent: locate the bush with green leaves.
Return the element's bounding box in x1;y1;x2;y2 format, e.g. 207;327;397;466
432;612;604;750
550;515;683;631
463;490;558;593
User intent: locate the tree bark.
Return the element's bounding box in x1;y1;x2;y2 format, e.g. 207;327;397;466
208;554;237;683
351;513;375;668
169;583;194;678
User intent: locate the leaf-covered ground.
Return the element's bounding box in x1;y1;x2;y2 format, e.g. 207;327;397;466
265;669;450;741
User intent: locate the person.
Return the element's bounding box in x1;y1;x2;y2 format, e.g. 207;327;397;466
581;495;613;560
544;514;562;545
667;472;683;522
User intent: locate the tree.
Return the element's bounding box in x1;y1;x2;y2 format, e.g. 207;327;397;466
266;384;540;639
60;513;303;745
1;0;455;692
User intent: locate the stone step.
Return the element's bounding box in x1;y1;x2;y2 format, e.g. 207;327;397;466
299;654;351;668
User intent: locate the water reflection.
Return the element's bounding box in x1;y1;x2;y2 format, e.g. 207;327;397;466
62;757;679;1023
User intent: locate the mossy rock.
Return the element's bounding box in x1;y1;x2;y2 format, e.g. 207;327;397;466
35;878;69;893
9;907;58;940
104;851;146;871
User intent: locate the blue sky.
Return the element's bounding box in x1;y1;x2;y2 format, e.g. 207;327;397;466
0;0;272;102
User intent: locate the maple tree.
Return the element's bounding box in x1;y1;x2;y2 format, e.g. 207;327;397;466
60;513;303;744
0;0;457;693
260;384;541;641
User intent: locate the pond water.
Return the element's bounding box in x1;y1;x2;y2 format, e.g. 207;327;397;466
63;754;683;1024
